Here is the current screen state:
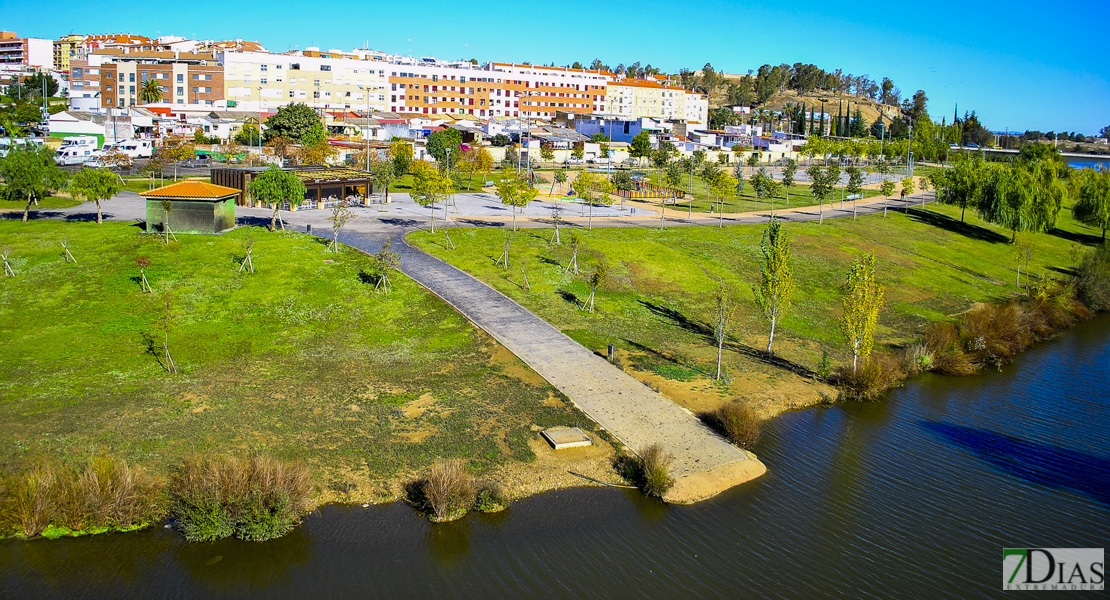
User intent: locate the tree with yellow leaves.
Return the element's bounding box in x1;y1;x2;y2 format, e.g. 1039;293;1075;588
572;171;614;231
410;161;452;233
841;252;884;373
754;217;794;355
496;170;538;231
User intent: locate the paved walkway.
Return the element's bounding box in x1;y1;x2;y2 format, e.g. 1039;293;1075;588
11;189;939;503
331;229;765;503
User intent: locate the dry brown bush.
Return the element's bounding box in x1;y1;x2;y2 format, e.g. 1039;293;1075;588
420;460;476;522
707;402;762;449
836;353;906;401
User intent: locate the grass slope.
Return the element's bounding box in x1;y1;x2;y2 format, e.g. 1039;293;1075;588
0;221;589;501
409;202;1101;415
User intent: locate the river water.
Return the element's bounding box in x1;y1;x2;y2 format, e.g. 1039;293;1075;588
3;316;1108;599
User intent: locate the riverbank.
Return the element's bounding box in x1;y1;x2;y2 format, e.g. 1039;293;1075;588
407;200;1105;421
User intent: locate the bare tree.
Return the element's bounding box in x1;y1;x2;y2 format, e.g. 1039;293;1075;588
60;238;77;263
581;262;608;313
564;232;580;275
495;234;511;268
549;204;563;245
373;239;400;293
2;247;14;277
713;284;736;380
238;233;256;274
135;256;152;292
157;290;178;374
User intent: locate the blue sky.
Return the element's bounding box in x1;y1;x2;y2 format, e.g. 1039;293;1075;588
4;0;1107;134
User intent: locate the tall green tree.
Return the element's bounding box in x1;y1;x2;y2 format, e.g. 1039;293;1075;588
263;103;326;145
70;167;124;224
247;165;307;231
754;218;795;355
806;165;835;224
841;252;884;373
1;146;69;222
978;163;1064;242
426;128;462;165
1072;169;1110;241
628;130;652;166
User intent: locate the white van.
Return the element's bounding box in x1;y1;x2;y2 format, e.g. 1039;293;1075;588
55;145;96;165
116;139;153;159
59;136;99;150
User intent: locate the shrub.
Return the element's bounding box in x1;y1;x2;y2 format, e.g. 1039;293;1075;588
836;353;905;401
169;453;312;542
902;342;933;374
639;445;675;498
418;460;476;523
706;402;762;449
473;481;509;513
616;444;674;499
0;458;162;538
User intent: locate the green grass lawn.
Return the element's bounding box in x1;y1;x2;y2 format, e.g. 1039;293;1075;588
0;221;590;501
408;201;1102;414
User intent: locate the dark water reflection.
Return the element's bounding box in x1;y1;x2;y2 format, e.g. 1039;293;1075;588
3;315;1108;599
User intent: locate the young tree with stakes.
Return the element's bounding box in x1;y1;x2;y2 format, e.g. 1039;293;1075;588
372;239;400;293
572;171;614;231
549;204;564;244
248;165;308;232
2;247;15;277
328;199;355;254
157;290;178;374
238;233;256;274
410;161;452;233
841;252;884;373
496;170;537;231
754;218;795;355
70;167;124;224
564;232;581;275
135;256;152;292
581;261;608;313
807;165;835;225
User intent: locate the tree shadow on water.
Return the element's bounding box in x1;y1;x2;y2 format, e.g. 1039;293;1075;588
906;209;1009;244
638;300;816;378
920;421;1110;506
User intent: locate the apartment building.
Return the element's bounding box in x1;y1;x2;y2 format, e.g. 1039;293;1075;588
605;79;708;123
0;32;54;69
99;51;223;108
221;50;388;113
387;61;613;119
53;34;84;75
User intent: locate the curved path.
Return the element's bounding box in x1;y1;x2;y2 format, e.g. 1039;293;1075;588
11;189;937;503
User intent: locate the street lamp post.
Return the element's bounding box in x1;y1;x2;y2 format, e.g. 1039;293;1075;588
257;86;262;167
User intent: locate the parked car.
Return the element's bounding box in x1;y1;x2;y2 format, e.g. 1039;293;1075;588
586;157;610;165
181;154;211;168
565;157;584;165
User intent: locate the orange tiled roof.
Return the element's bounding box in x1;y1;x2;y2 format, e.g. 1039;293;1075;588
140;181;241;199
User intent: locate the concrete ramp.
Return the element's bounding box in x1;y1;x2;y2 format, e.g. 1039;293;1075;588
394;238;766;504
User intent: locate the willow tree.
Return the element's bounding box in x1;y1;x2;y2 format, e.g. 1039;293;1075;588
1073;168;1110;241
978;163;1063;243
841;252;884;373
754;218;794;355
69;167;123;224
247;165;307;231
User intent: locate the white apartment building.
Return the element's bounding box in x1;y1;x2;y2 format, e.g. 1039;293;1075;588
221;50;389;113
605;79;708;123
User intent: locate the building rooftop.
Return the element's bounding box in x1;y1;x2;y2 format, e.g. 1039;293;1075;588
140;181;241;199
